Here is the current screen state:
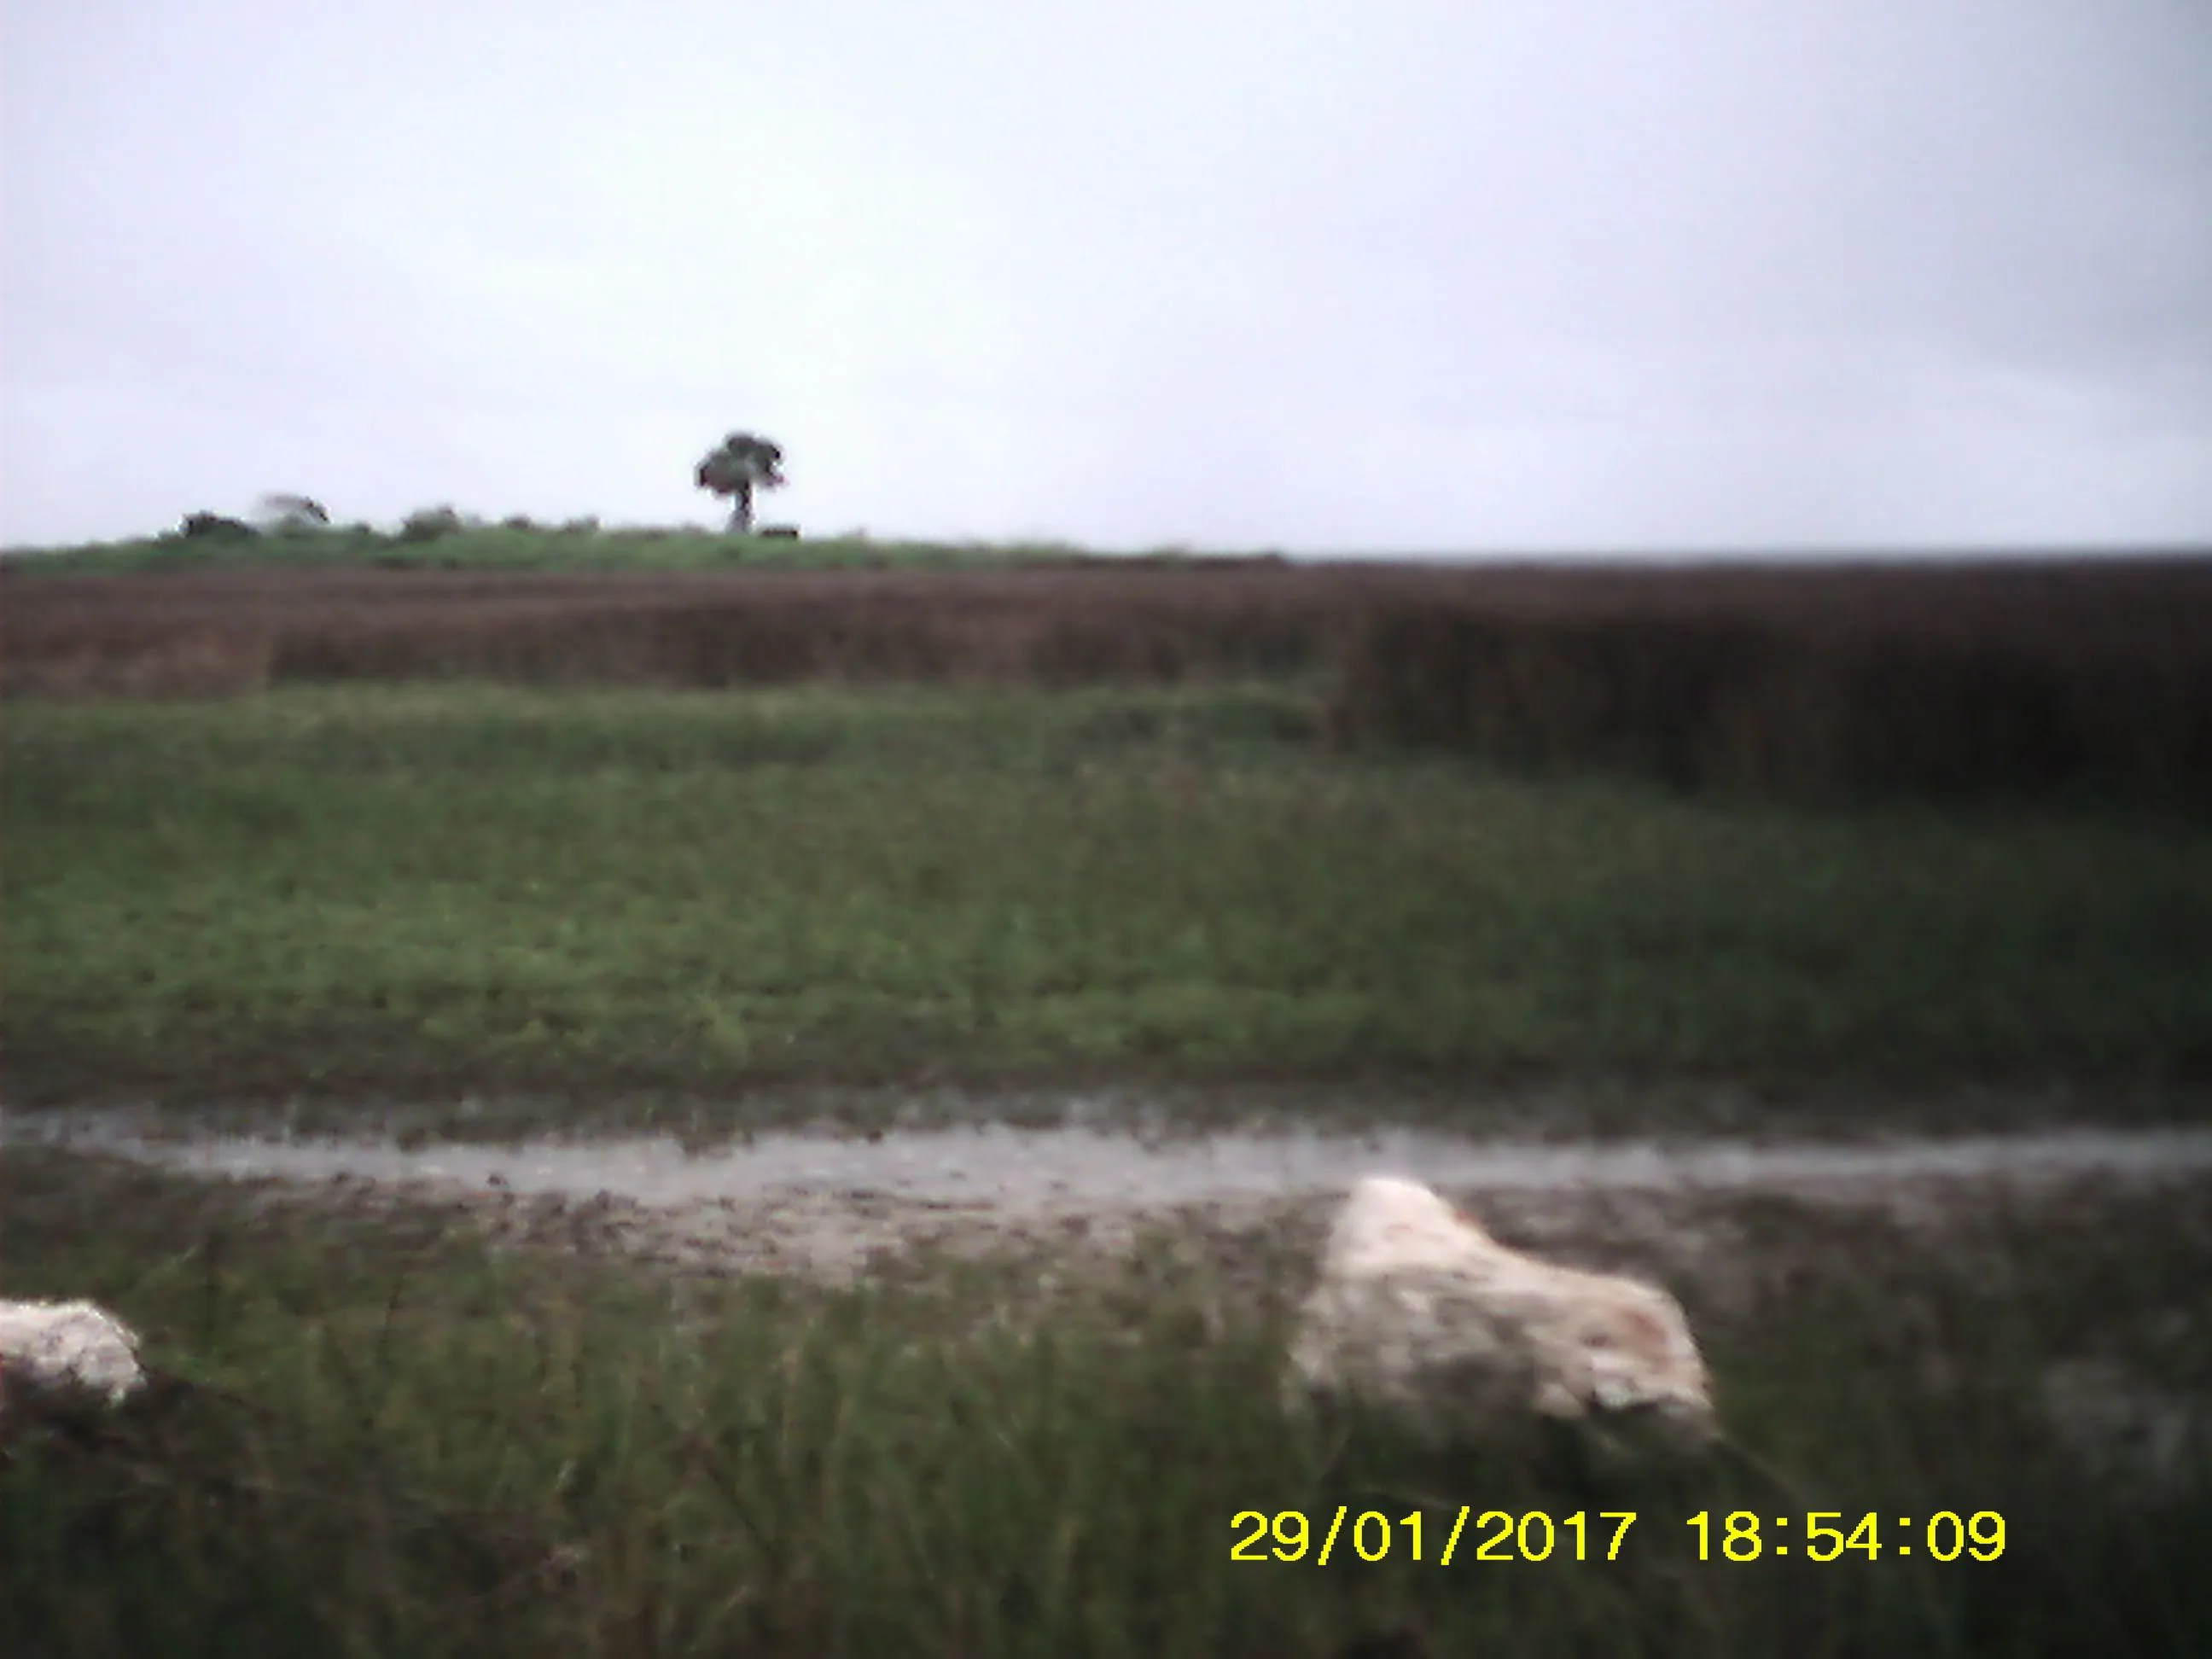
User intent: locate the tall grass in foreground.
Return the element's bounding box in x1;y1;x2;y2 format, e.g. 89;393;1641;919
3;1150;2206;1657
6;684;2211;1104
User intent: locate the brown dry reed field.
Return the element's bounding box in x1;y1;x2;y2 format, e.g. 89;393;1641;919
8;550;2212;806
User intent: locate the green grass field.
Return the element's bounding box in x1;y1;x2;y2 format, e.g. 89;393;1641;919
7;682;2210;1109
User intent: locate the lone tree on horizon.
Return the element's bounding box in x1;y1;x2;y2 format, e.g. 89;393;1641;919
695;432;786;533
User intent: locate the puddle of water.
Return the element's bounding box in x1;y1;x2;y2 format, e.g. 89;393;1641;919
15;1116;2212;1214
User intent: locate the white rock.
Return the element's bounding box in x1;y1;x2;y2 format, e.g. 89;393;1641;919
1287;1177;1715;1456
0;1299;148;1410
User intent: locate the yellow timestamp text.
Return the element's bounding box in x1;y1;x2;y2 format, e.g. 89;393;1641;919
1229;1508;1638;1566
1685;1511;2006;1563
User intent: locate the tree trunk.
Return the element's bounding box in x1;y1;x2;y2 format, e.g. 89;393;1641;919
728;480;755;534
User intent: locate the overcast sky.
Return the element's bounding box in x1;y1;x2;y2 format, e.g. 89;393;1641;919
6;1;2209;555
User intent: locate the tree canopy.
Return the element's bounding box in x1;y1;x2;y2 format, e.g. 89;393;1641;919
696;433;787;532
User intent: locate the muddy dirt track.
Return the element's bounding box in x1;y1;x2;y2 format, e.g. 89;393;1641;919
19;1110;2210;1286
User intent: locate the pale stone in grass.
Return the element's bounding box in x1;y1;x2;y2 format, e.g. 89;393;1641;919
1287;1177;1715;1458
0;1299;147;1410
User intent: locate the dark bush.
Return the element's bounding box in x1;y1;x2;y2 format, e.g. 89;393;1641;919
178;513;259;541
259;493;330;531
399;506;465;544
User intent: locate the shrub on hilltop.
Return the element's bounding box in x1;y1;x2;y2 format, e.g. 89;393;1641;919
177;512;259;541
399;505;467;544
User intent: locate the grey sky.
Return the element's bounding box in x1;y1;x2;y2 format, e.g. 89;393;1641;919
6;0;2209;554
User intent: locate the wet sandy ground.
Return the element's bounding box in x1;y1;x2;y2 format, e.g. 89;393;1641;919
15;1110;2212;1287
